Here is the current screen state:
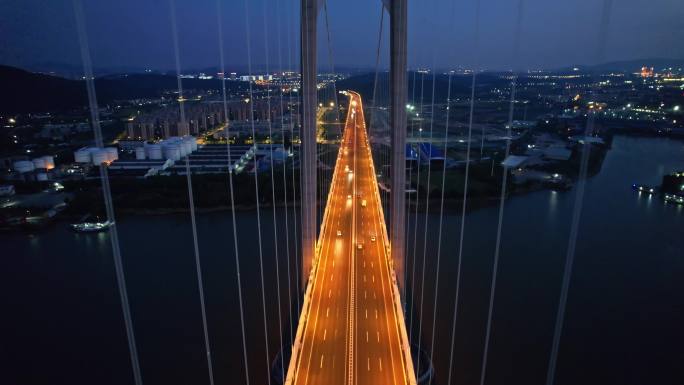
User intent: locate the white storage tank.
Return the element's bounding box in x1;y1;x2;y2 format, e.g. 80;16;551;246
135;147;146;160
74;148;92;163
41;156;55;170
13;160;35;173
105;147;119;162
147;144;162;160
181;137;193;155
91;149;109;165
163;144;181;161
32;157;47;169
36;172;49;181
177;142;187;157
188;136;197;151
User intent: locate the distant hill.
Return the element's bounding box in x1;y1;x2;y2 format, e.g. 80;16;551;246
0;65;249;115
0;65;88;114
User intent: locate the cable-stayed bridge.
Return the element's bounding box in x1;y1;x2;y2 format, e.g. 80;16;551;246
63;0;619;384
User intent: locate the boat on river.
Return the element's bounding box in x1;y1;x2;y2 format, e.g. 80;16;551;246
70;220;113;233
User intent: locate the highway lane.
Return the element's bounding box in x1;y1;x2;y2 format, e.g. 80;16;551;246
349;92;407;385
290;91;410;385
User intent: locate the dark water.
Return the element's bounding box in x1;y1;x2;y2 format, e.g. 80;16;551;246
405;135;684;385
2;135;683;385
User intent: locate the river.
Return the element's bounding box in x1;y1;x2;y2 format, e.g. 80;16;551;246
2;135;683;385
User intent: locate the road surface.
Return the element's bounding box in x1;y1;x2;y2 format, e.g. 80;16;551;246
289;91;412;385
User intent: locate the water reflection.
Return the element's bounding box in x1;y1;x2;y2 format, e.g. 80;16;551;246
548;190;558;215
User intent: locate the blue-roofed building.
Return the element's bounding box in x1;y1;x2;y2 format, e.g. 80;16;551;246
416;142;445;164
406;144;419;162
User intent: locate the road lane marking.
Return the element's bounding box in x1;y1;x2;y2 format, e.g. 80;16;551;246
323;329;327;341
320;354;324;369
295;164;340;385
326;307;329;317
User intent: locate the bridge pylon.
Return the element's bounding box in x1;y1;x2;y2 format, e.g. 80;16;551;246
300;0;318;291
388;0;408;301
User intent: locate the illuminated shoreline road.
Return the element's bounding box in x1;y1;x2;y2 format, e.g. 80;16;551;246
285;92;416;385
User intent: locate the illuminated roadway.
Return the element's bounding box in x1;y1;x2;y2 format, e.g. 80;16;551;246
285;92;416;385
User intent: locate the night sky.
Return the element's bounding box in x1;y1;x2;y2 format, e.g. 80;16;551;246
0;0;682;74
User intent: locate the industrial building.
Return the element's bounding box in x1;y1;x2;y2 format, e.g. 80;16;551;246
405;144;419;163
107;139;257;177
6;155;57;181
416;142;445;164
167;144;254;174
403;143;445;166
74;147;119;165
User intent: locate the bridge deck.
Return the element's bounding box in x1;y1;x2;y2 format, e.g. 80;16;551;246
286;92;416;385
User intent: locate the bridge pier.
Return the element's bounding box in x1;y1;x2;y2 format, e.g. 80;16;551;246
300;0;318;290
